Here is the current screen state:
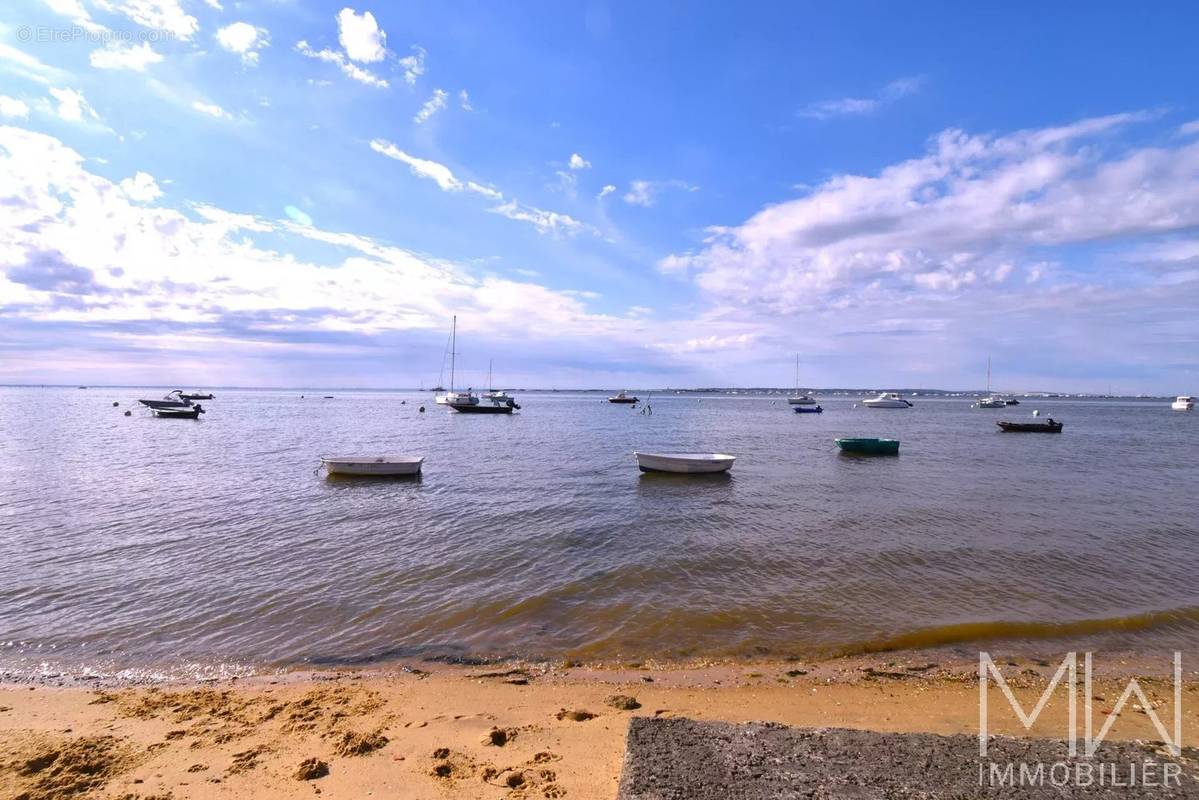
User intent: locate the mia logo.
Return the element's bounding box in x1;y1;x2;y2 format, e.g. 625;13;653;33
978;652;1182;758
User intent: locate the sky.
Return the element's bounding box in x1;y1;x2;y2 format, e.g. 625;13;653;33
1;1;1197;393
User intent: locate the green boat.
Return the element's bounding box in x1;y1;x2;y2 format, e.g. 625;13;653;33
835;437;900;455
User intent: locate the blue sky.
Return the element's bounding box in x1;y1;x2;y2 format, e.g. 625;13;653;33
1;1;1197;392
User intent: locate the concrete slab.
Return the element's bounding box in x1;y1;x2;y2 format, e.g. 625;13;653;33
617;718;1199;799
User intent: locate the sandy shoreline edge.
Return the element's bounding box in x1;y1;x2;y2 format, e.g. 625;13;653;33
3;648;1197;799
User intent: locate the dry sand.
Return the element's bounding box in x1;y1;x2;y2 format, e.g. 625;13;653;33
2;652;1197;800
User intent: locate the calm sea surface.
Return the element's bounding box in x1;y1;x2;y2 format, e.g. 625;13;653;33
1;387;1197;680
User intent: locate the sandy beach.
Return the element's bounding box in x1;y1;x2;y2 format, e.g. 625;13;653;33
3;650;1196;800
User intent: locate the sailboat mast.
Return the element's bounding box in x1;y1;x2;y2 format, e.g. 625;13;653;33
795;353;799;392
450;315;456;393
488;359;493;392
987;355;991;394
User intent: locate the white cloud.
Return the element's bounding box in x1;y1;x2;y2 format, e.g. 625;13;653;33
1180;120;1199;137
663;113;1199;318
466;181;502;200
49;87;100;123
799;75;923;120
0;43;69;85
336;8;387;63
398;45;426;86
119;171;162;202
191;100;231;119
413;88;448;124
489;200;583;236
295;40;388;88
597;184;615;199
369;139;463;191
102;0;199;41
203;0;222;8
0;96;29;118
569;153;591;170
623;179;654;206
41;0;108;32
89;41;163;72
216;22;270;66
458;89;472;111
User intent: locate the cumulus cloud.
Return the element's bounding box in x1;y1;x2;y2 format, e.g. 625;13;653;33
597;184;615;200
622;178;696;207
295;40;388;88
413;88;448;123
0;96;29;118
191;100;231;119
663;112;1199;319
104;0;198;41
216;22;270;66
89;41;163;71
49;87;100;122
398;45;426;86
337;8;387;63
41;0;108;32
119;171;163;202
569;153;591;170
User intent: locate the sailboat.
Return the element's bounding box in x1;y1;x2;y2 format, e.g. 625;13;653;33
781;355;820;402
435;316;478;407
976;356;1006;408
484;360;512;403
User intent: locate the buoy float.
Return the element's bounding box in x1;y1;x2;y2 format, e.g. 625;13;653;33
112;401;119;407
418;406;425;413
124;410;131;416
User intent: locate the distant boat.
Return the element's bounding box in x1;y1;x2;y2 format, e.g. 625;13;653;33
862;392;912;408
452;397;518;414
151;404;205;419
321;455;424;476
787;354;818;406
1171;396;1194;411
435;316;479;407
997;419;1063;432
976;356;1006;408
634;452;735;474
483;360;515;404
608;391;639;404
1004;398;1021;406
835;437;900;455
793;405;823;414
180;391;215;400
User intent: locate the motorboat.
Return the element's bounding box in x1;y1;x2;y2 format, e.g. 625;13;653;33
997;419;1063;432
151;404;205;419
1004;398;1021;406
321;455;424;476
793;404;823;414
139;390;193;409
787;354;818;405
1172;396;1194;411
451;396;519;414
609;391;639;404
634;452;735;474
835;437;899;455
180;391;215;400
862;392;912;408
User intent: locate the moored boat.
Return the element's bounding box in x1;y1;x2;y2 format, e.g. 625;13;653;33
451;397;519;414
835;437;900;455
609;391;639;404
996;419;1063;432
634;452;735;473
793;404;823;414
321;455;424;476
434;316;479;407
862;392;912;408
139;390;192;409
1171;396;1194;411
180;391;215;400
151;404;205;419
787;354;818;405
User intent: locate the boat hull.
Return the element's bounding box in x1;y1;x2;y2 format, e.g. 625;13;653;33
180;393;214;400
608;397;638;404
139;399;192;409
322;456;424;476
152;407;203;419
835;438;900;455
793;405;823;414
997;421;1063;432
862;400;911;408
451;403;513;414
787;397;817;405
1172;402;1194;411
634;452;735;473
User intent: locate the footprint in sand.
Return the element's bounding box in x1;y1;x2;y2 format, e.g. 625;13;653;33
554;709;596;722
482;726;518;746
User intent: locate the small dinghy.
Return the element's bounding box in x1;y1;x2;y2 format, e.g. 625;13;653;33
634;452;735;474
997;419;1063;433
321;456;424;476
793;404;823;414
835;437;899;455
152;404;205;419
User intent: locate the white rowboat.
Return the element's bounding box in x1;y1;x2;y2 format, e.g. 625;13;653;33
321;456;424;476
634;452;736;474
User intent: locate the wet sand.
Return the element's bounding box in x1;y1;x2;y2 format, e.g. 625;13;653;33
2;651;1197;800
